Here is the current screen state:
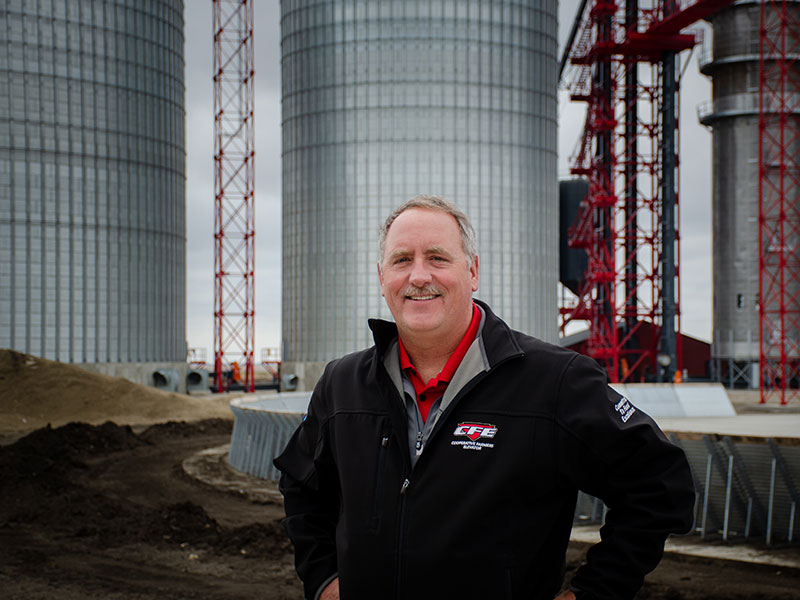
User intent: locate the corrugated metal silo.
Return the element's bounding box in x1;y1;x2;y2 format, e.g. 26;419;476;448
281;0;559;389
0;1;186;384
698;0;800;385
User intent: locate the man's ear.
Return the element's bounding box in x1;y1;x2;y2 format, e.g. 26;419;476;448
470;255;479;292
377;261;385;296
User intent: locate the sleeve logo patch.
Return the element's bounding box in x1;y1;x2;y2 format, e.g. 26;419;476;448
614;396;636;423
452;422;498;451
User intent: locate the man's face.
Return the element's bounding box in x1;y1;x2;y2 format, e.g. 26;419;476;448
378;208;479;342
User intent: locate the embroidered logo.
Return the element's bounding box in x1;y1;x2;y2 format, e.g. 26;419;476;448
613;396;636;423
451;422;498;451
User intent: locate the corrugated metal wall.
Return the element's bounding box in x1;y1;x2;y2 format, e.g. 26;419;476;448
281;0;559;371
0;0;186;364
228;393;310;481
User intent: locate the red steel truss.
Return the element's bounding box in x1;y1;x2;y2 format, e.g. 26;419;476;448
213;0;255;393
759;0;800;404
560;0;735;383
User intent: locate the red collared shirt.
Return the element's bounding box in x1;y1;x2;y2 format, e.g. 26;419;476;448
398;303;481;422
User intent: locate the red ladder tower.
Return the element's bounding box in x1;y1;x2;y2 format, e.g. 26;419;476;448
213;0;255;392
759;0;800;404
561;0;736;383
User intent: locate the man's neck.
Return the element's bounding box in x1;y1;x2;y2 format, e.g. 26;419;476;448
399;310;474;382
401;337;460;383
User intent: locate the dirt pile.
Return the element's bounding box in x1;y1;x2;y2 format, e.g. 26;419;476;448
0;418;301;600
0;420;289;559
0;349;235;436
1;421;141;492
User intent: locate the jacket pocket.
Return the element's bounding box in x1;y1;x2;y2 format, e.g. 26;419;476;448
367;424;391;534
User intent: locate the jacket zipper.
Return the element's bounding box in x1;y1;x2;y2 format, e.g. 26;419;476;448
369;428;391;533
416;370;491;463
375;366;414;600
395;477;410;600
374;329;523;597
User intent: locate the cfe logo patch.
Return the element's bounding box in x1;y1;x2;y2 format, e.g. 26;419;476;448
454;423;498;441
452;422;498;451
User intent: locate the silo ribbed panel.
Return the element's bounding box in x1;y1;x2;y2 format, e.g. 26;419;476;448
281;0;558;366
0;0;186;363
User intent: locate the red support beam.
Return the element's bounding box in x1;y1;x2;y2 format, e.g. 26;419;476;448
759;0;800;405
625;31;696;55
644;0;738;36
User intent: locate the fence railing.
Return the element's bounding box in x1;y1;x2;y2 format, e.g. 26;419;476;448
575;433;800;545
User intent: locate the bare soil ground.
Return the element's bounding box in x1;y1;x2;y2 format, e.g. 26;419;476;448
1;350;800;599
0;418;302;599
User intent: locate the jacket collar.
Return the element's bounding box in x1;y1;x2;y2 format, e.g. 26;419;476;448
367;298;524;369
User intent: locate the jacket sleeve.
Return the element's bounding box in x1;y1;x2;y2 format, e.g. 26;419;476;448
556;354;696;600
273;370;340;600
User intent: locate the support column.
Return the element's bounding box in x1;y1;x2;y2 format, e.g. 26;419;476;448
661;51;677;382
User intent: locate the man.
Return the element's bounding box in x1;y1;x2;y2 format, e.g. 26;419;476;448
275;196;695;600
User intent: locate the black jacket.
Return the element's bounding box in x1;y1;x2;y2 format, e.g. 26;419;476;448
274;301;695;600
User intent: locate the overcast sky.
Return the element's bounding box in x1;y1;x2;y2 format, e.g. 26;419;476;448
182;1;714;359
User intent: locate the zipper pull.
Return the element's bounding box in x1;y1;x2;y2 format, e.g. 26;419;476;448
415;431;423;454
381;435;389;448
400;478;410;495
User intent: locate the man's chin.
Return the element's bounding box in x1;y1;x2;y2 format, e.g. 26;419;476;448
398;315;442;335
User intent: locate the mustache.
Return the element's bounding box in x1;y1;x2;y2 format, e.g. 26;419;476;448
402;285;444;297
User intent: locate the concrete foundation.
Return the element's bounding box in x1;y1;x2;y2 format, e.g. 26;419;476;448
77;361;189;394
280;361;328;393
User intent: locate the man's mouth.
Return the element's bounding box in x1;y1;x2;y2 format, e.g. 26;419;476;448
403;286;443;301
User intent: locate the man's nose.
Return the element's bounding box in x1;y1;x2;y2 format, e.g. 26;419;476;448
408;258;432;286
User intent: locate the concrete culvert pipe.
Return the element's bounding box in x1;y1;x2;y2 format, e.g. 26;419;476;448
153;369;180;392
282;374;299;391
186;369;209;393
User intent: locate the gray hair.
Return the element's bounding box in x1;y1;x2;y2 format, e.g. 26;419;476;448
378;195;478;266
